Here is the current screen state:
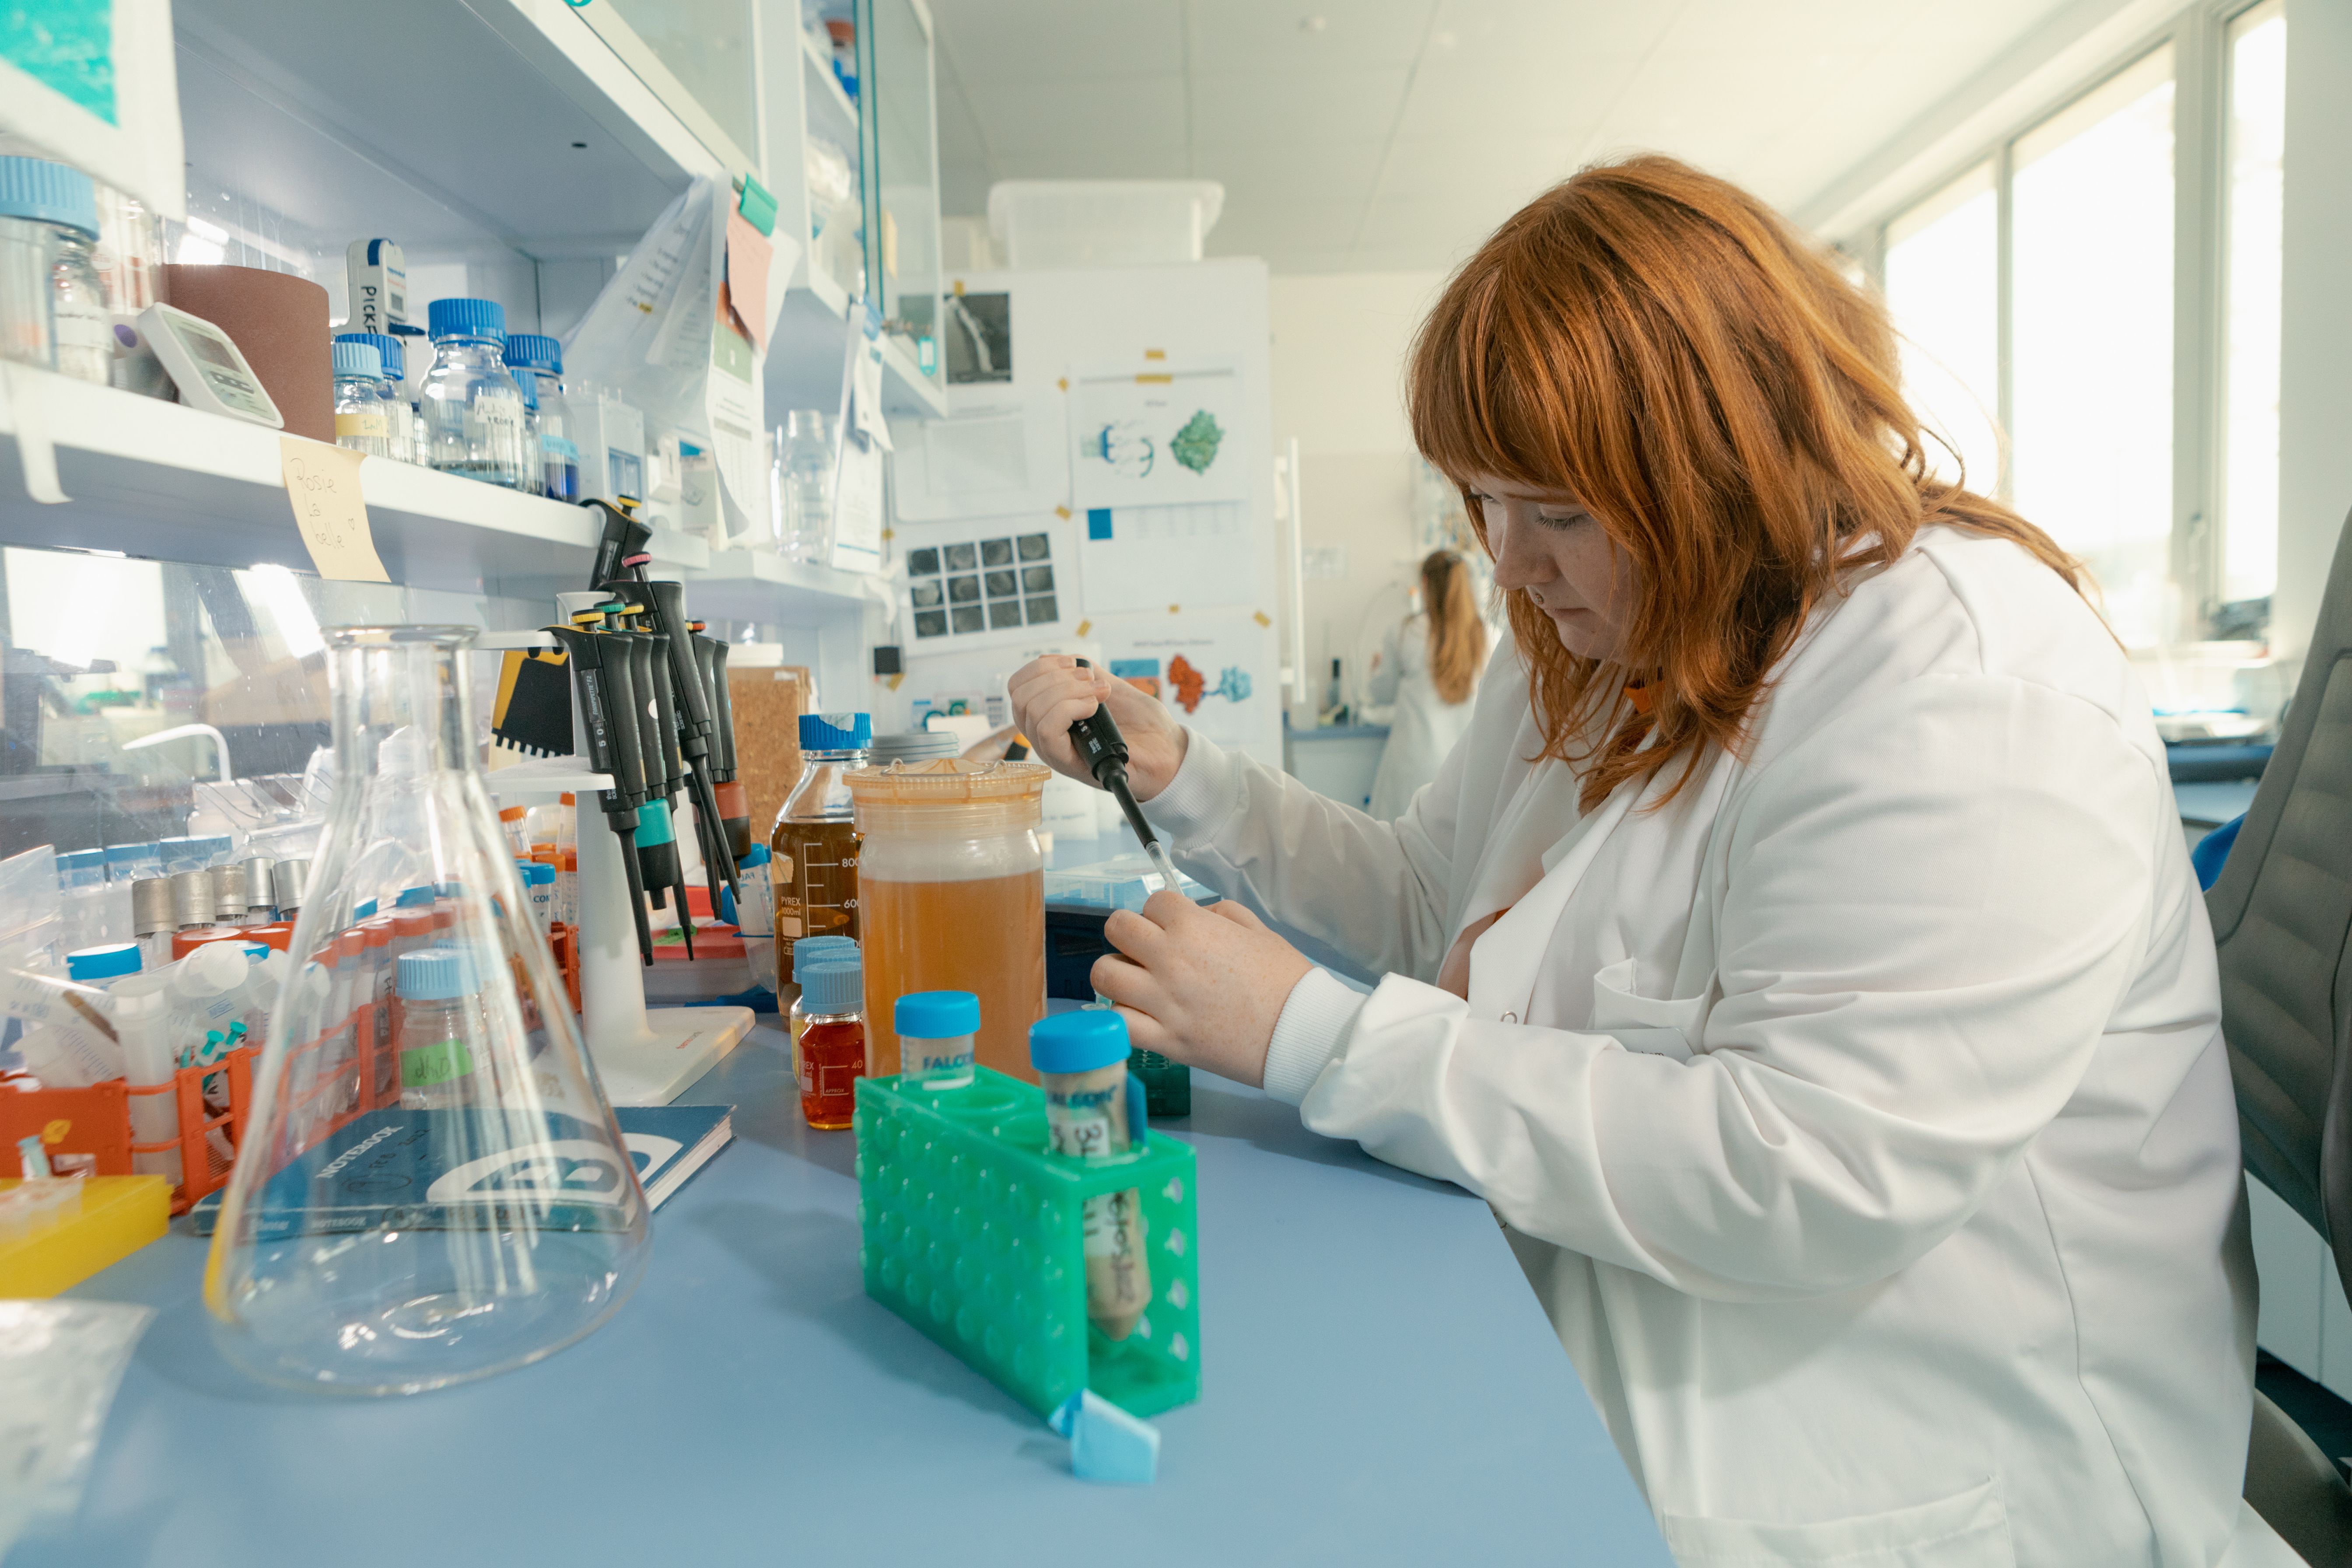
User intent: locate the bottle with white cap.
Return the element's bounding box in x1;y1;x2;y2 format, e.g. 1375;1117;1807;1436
169;869;215;933
131;877;175;969
272;858;309;920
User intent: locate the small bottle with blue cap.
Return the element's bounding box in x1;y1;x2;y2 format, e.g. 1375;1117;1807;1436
787;932;858;1085
1030;1008;1153;1340
0;155;108;385
332;338;395;458
395;945;484;1109
335;332;414;461
895;990;978;1090
798;954;866;1129
505;332;578;501
420;297;530;488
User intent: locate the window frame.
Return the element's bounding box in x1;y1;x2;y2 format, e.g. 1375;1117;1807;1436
1861;0;2278;645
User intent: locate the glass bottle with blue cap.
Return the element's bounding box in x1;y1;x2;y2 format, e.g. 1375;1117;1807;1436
420;297;530;488
332;339;395;458
772;711;872;968
1030;1008;1152;1340
336;332;414;462
0;155;108;384
798;955;867;1128
505;332;578;501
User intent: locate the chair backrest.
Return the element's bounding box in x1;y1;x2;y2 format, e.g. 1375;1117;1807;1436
2210;506;2352;1289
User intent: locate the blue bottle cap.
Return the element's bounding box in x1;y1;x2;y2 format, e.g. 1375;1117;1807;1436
1029;1008;1130;1074
509;367;538;408
504;332;562;374
737;843;771;869
798;711;872;750
896;990;980;1040
336;331;404;380
532;862;555;887
65;943;142;982
355;898;378;920
0;157;98;237
104;843;155;868
396;946;479;1002
332;340;383;379
56;849;103;875
801;957;862;1014
427;297;507;344
395;885;435;908
791;934;856;982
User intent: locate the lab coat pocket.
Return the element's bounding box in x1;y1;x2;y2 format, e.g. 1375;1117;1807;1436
1659;1478;2014;1568
1588;958;1708;1063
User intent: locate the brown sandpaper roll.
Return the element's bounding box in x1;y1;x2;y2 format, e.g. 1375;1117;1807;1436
160;264;332;442
728;664;812;844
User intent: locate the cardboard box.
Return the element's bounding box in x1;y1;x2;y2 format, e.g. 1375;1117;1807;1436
728;664;811;844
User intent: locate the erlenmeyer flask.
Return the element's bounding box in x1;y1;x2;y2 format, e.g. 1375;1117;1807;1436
206;626;650;1394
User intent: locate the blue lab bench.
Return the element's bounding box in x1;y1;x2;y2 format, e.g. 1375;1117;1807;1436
25;1025;1671;1566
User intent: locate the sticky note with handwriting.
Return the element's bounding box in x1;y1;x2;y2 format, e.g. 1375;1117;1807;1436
280;438;389;582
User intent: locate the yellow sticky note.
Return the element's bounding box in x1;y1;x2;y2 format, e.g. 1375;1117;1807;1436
1135;374;1173;385
1253;610;1271;627
280;438;388;582
886;672;905;691
1075;619;1092;637
1144;349;1166;360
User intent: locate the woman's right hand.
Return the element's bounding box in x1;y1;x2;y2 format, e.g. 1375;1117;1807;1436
1007;655;1189;801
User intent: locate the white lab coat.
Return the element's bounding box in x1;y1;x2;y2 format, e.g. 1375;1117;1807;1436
1365;612;1487;821
1144;528;2286;1566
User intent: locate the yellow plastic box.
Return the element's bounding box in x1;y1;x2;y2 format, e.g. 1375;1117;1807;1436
0;1176;171;1296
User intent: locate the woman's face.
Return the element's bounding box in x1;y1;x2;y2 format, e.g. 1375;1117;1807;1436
1465;473;1638;661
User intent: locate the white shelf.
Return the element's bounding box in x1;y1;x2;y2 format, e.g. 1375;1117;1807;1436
802;28;860;130
0;371;707;598
686;547;878;623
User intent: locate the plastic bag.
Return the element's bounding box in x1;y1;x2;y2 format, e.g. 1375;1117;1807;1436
0;1300;156;1554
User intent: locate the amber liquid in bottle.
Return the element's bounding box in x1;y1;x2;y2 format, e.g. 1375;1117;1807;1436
770;816;860;972
859;870;1046;1082
799;1016;866;1130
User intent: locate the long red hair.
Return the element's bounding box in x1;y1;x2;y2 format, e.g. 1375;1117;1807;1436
1407;155;2082;810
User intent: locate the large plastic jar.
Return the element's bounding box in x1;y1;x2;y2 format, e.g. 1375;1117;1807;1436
845;758;1049;1082
0;156;109;384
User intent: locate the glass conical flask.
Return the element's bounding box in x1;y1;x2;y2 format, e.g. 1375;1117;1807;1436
206;626;650;1394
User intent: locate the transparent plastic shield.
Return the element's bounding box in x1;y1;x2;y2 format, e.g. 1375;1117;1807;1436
205;627;649;1394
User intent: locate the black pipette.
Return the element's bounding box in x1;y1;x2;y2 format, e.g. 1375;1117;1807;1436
601;600;694;959
545;616;655;965
1066;660;1189;901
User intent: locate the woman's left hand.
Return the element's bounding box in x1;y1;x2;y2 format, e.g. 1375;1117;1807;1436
1092;892;1313;1089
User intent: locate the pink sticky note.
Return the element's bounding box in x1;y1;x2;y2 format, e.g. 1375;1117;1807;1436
726;210;774;355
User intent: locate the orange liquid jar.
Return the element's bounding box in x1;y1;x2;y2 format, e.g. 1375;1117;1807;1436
846;758;1049;1082
797;955;865;1129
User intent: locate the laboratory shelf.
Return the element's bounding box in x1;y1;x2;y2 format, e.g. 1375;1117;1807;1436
687;546;880;623
0;370;707;598
173;0;728;264
804;27;861;130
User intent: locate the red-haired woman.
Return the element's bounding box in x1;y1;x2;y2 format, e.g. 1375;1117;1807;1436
1010;158;2262;1565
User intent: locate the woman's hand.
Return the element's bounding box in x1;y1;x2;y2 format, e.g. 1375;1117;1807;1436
1008;655;1190;799
1091;892;1313;1088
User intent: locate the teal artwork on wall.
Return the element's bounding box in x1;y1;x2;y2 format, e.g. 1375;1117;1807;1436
3;0;117;125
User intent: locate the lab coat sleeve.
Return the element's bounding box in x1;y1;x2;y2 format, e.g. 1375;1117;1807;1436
1295;674;2163;1300
1142;724;1467;981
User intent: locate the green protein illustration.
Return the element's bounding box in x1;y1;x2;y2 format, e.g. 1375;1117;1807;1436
1169;410;1224;475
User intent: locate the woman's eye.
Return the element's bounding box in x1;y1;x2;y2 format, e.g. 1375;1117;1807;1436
1536;512;1581;528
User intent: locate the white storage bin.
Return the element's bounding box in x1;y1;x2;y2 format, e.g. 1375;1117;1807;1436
987;181;1225;268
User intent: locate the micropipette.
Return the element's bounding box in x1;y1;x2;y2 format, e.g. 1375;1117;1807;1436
1065;660;1190;902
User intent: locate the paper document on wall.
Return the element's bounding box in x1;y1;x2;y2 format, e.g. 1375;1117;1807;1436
830;304;888;573
1092;610;1276;758
1077;501;1254;614
891;397;1069;524
0;0;185;219
1070;364;1247;508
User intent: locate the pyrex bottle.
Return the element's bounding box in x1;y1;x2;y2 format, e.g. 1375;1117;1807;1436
206;626;648;1395
420;298;530;488
845;758;1049;1081
337;332;414;462
505;332;579;502
771;712;872;974
0;156;109;384
332;340;394;458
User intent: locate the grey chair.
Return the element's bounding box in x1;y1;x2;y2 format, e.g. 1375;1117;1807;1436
2211;504;2352;1565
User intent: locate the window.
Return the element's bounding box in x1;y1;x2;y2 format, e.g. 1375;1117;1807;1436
2221;0;2287;609
1873;6;2288;652
2010;48;2177;650
1883;163;2000;493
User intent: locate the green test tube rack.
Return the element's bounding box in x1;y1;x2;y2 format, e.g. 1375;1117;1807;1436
855;1065;1202;1419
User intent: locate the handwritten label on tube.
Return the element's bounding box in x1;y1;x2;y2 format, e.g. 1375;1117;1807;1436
279;438;389;582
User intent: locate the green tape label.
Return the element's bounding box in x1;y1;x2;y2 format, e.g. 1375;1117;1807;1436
400;1038;474;1088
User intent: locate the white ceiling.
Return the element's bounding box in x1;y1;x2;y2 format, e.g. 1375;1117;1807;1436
925;0;2084;272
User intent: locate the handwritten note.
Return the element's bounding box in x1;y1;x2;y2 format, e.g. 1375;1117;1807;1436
279;437;389;582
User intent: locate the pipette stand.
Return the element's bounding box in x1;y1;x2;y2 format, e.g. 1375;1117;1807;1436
478;634;753;1105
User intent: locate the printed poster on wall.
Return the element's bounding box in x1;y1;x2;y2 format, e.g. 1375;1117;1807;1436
1096;609;1279;761
1068;363;1248;510
0;0;185;219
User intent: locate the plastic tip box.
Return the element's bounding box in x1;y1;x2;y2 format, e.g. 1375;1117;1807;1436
1042;855;1210;913
855;1066;1200;1418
